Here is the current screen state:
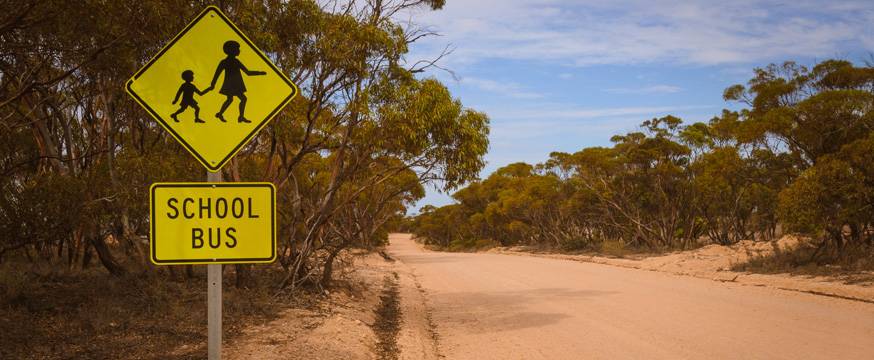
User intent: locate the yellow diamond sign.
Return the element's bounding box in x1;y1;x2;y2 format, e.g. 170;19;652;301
126;6;298;171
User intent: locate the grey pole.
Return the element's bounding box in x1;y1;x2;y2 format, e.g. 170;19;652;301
207;170;222;360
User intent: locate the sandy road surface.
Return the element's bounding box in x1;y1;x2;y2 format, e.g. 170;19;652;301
386;234;874;359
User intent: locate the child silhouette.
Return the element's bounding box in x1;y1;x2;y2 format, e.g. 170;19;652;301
208;40;266;123
170;70;210;123
171;70;209;123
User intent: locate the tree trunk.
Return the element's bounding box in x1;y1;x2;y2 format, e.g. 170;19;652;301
91;235;125;276
235;264;250;289
118;210;146;267
81;241;93;268
321;248;342;287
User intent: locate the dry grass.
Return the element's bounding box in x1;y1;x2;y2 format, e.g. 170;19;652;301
0;260;315;359
732;242;874;285
598;239;629;258
447;238;498;252
373;272;402;360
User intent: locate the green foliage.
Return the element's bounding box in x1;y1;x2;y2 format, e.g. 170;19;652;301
0;1;489;288
412;59;874;261
778;134;874;248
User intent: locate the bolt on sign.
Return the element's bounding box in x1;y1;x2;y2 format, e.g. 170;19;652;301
126;6;298;172
150;183;276;265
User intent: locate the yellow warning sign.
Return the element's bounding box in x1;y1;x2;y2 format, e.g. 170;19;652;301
126;6;298;171
150;183;276;265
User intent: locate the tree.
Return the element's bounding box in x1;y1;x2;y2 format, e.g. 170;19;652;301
412;59;874;264
0;1;489;289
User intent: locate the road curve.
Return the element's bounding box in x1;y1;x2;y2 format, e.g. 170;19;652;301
386;234;874;360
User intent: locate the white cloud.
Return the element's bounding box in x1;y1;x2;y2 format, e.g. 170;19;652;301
462;77;545;99
604;85;682;94
481;103;717;157
558;73;574;79
483;104;712;121
401;0;874;68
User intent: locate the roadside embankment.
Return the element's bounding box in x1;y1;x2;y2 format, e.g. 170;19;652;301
487;236;874;303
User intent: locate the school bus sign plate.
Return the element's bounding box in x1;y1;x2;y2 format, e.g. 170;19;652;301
126;6;298;172
150;183;276;265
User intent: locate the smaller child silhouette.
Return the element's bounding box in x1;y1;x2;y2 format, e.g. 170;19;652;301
171;70;209;123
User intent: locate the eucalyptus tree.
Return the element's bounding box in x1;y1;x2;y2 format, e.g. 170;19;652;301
0;0;490;287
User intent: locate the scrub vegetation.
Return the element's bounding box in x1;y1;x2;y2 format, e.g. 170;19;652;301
410;60;874;273
0;0;487;287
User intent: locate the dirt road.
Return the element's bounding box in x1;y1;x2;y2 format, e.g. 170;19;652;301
386;234;874;359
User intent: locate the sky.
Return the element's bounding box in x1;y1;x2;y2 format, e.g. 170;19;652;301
397;0;874;212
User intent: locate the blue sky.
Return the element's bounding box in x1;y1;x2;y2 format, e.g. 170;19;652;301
398;0;874;211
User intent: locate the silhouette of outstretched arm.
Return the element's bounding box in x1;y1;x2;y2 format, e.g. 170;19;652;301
172;86;183;104
196;85;209;95
209;62;224;89
239;62;266;76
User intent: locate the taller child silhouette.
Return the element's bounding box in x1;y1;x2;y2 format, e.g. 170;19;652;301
209;40;266;123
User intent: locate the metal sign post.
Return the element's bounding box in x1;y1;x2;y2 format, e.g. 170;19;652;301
207;171;222;360
208;262;222;359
